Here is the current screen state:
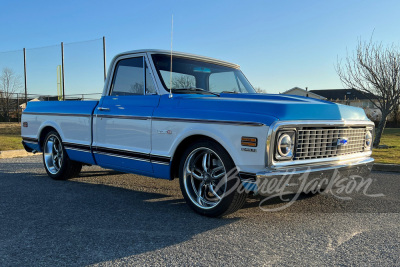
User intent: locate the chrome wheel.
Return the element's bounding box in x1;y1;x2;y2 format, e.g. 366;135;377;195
44;134;63;175
183;147;227;209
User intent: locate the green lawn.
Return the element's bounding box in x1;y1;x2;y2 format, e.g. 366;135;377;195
372;128;400;164
0;135;23;151
0;123;23;151
0;123;399;164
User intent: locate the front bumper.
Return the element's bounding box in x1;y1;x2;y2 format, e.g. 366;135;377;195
252;157;374;196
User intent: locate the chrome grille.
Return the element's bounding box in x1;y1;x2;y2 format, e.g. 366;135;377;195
294;127;367;160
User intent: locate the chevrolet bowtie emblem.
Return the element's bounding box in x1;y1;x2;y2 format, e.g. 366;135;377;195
337;138;348;146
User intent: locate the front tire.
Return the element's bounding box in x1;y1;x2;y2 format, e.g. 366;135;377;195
179;140;247;217
42;131;82;180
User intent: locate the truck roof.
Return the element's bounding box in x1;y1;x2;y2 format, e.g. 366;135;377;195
113;49;240;69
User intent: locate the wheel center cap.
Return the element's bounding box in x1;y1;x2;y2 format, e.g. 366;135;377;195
204;173;211;182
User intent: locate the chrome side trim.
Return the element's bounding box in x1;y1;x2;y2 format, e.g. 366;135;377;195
63;142;91;153
151;160;170;166
93;146;171;164
96;114;151;120
150;154;171;164
94;151;151;163
23;112;91;118
152;117;265;126
64;147;91;153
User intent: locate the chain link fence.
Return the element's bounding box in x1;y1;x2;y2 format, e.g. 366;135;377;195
0;37;106;122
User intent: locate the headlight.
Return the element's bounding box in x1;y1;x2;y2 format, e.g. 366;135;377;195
276;131;295;160
365;130;373;149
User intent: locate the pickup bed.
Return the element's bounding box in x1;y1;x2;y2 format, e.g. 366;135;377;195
21;49;374;217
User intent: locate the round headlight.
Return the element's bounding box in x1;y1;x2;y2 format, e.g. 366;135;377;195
278;134;292;157
365;130;372;147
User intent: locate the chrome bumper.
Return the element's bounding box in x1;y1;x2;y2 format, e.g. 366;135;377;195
253;157;374;196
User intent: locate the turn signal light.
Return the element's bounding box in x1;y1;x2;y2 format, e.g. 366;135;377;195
241;137;257;147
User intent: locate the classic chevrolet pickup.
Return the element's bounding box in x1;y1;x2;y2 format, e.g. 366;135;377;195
21;49;374;216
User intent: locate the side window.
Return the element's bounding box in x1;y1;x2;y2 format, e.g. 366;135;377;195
209;72;241;93
111;57;144;96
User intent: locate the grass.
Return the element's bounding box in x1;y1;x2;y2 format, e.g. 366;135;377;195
0;123;399;164
372;128;400;164
0;135;23;151
0;123;23;151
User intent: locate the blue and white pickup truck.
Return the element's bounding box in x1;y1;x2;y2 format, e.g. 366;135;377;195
21;50;374;217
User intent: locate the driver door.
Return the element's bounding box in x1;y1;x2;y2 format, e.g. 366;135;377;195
93;54;159;174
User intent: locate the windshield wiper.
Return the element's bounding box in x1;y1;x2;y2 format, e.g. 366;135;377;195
220;91;239;94
171;88;220;96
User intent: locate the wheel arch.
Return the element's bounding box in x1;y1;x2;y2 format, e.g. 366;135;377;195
38;125;59;150
169;134;235;180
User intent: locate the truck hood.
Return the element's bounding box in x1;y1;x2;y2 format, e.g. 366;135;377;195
171;93;368;122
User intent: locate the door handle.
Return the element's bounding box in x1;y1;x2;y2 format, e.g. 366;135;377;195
97;107;110;111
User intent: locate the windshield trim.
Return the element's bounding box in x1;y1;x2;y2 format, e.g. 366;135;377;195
148;51;240;69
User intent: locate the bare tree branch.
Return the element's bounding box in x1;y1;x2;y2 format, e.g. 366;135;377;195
336;38;400;147
0;68;23;122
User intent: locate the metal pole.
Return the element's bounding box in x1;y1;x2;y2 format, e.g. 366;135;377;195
16;93;20;123
61;42;65;100
103;36;106;81
23;48;27;104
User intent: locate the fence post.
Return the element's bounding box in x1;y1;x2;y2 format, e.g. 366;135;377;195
23;48;27;104
61;42;65;100
103;36;106;81
16;93;20;123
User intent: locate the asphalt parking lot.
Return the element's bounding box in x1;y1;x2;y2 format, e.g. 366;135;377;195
0;155;399;266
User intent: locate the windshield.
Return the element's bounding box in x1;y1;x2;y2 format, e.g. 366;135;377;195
151;54;256;94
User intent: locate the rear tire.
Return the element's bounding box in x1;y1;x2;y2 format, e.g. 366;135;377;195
179;140;247;217
42;131;82;180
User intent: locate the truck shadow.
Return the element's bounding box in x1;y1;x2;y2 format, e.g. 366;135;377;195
242;192;318;209
0;167;237;266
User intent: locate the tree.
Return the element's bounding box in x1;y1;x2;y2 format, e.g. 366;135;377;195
172;75;195;89
0;68;22;122
254;87;267;93
336;39;400;147
129;82;144;94
393;97;400;127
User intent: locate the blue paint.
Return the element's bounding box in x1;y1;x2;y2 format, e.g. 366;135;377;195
94;153;153;173
65;149;96;165
95;95;160;117
24;100;99;115
97;159;162;179
156;93;368;123
23;141;41;152
152;163;172;180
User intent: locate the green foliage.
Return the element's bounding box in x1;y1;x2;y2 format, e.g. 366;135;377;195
372;128;400;164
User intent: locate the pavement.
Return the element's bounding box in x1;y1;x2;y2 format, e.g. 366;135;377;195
0;149;39;159
0;155;399;266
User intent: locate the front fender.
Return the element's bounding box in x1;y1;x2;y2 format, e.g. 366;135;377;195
152;121;270;172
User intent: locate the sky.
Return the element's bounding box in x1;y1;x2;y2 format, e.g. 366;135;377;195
1;0;400;97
